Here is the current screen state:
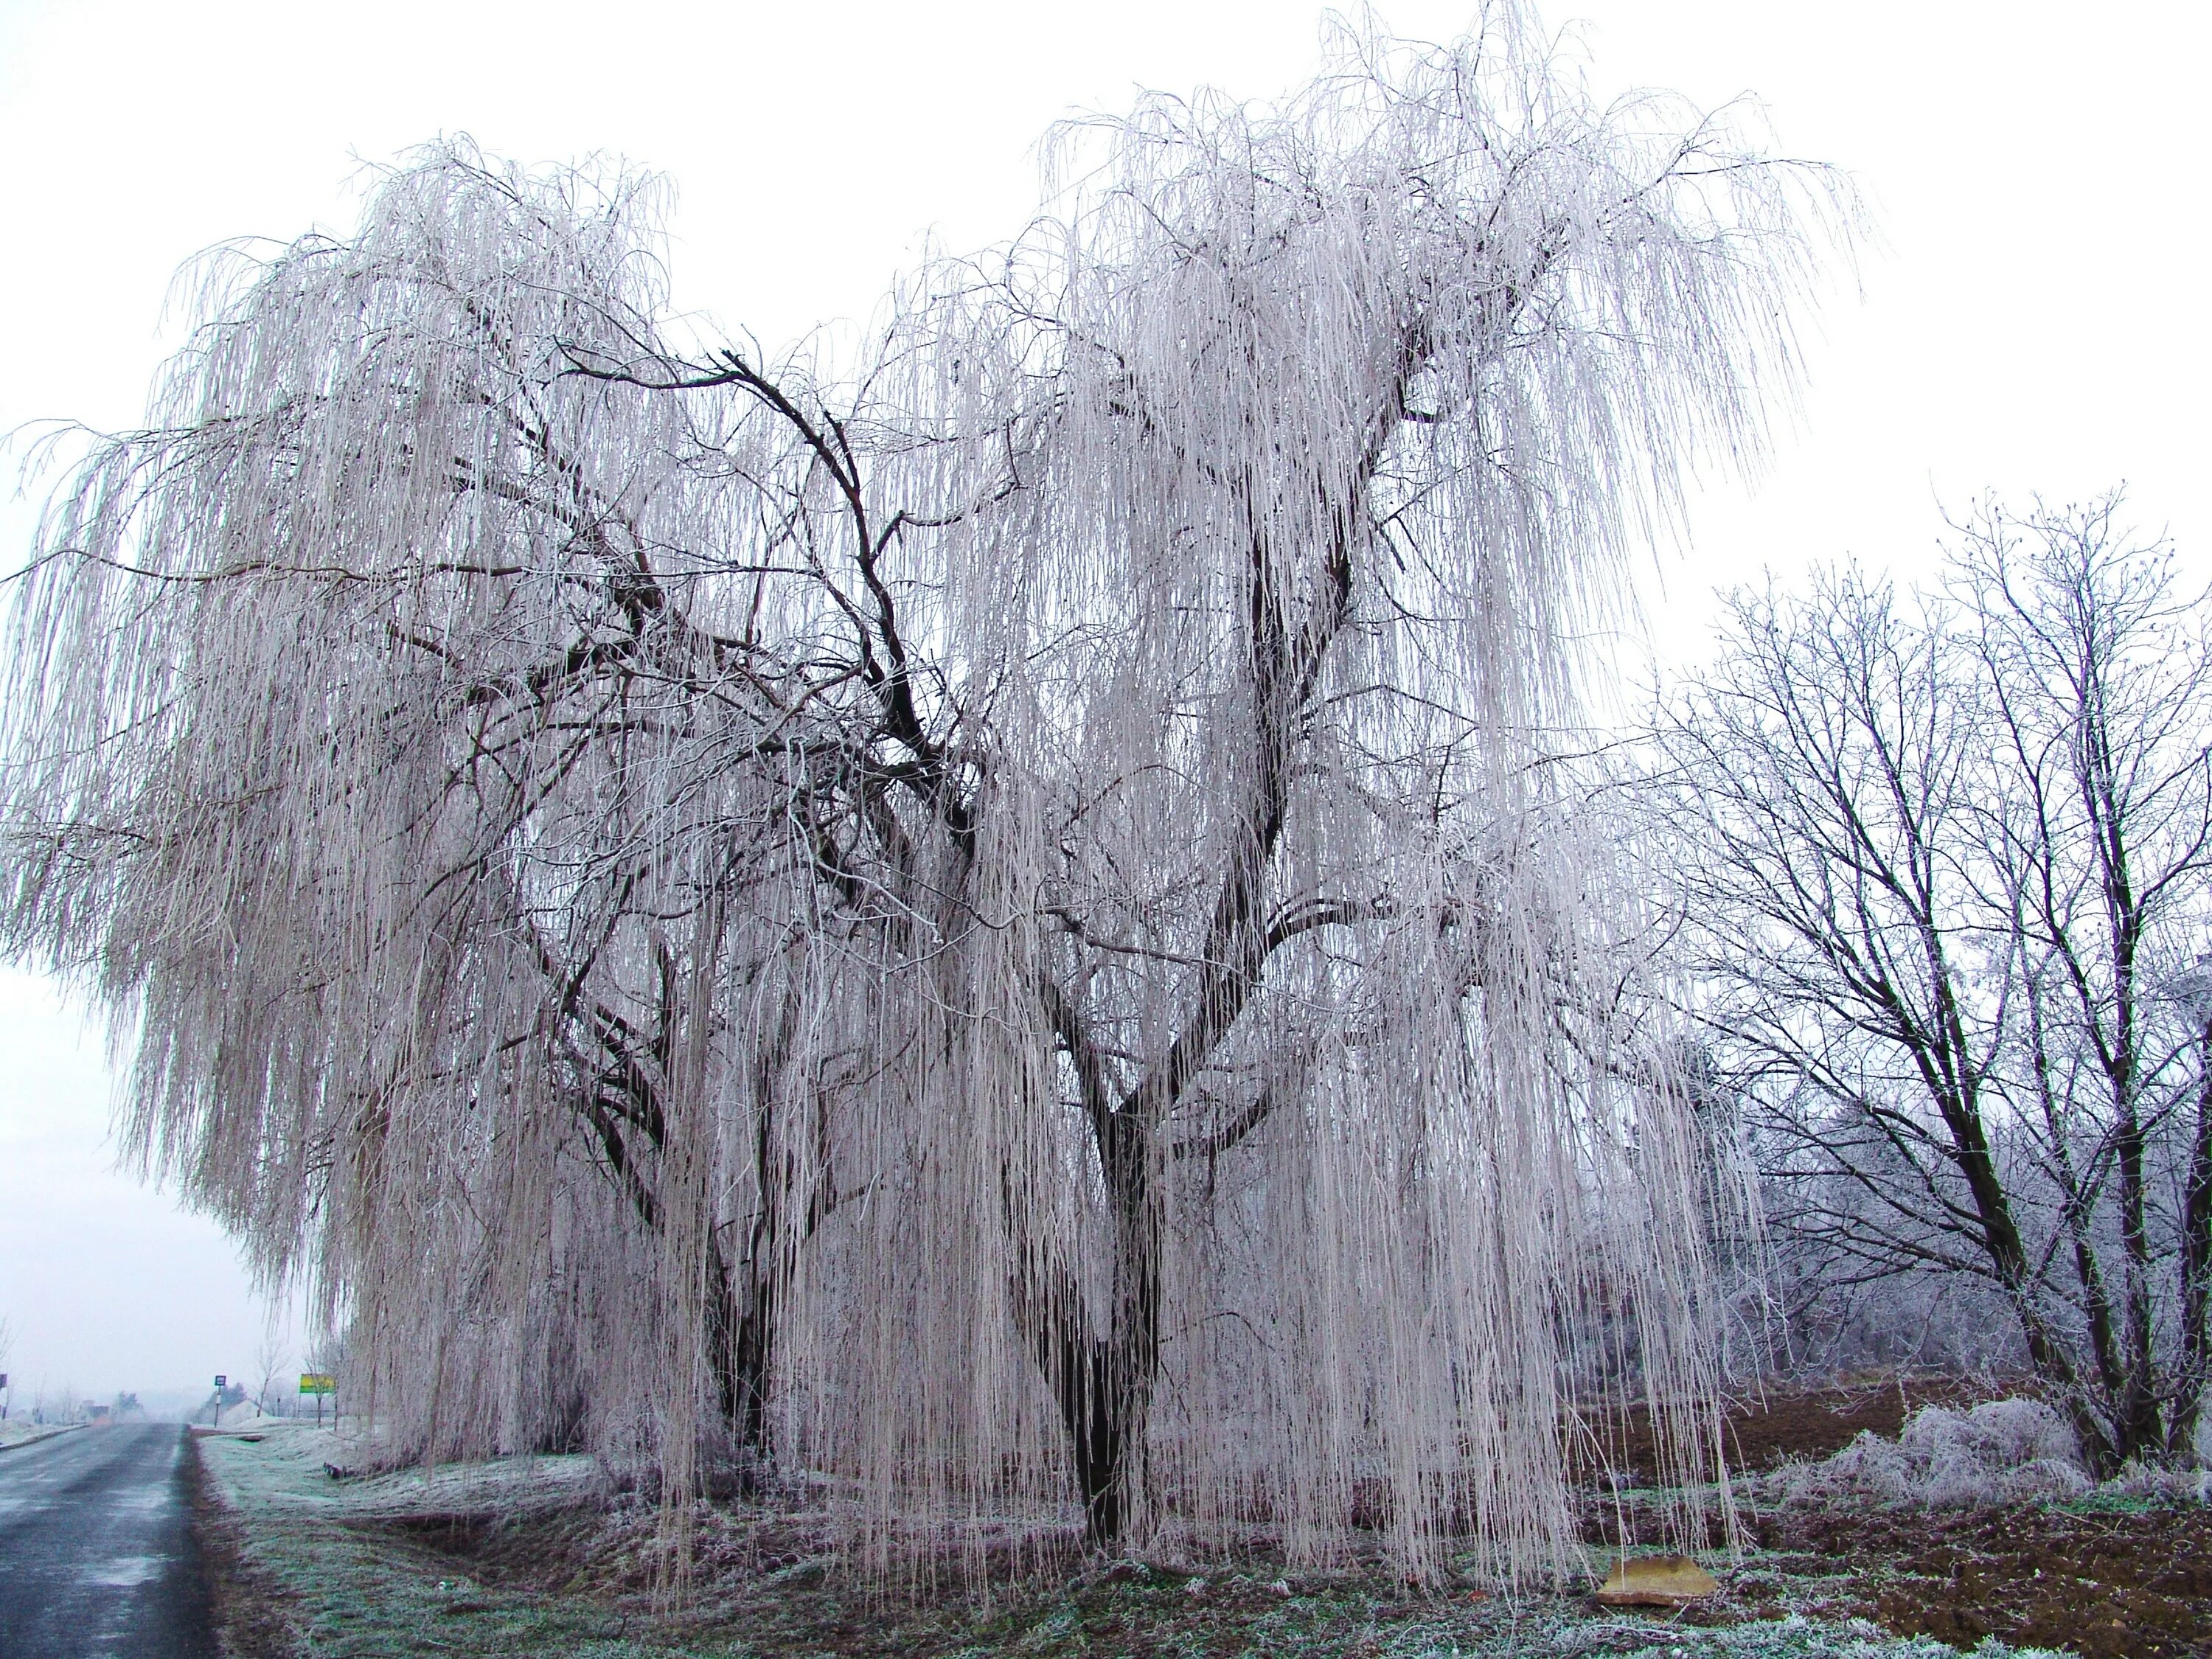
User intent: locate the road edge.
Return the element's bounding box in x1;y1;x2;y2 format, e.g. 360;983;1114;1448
185;1429;305;1658
0;1423;91;1455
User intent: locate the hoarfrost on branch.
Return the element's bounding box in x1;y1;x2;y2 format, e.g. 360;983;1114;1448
1;10;1840;1576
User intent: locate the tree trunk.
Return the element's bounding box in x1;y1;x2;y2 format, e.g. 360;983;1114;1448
705;1231;776;1455
582;1061;779;1461
1054;1331;1142;1545
1016;1267;1155;1546
2169;1024;2212;1463
1938;1082;2123;1471
1011;1096;1163;1548
2111;1099;2168;1464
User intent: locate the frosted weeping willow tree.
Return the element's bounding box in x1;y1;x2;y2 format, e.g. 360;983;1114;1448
1;11;1834;1578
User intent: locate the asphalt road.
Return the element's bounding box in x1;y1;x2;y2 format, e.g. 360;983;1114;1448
0;1423;216;1658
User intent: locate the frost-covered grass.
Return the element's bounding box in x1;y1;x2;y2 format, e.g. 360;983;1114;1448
931;1592;2074;1659
197;1425;664;1658
195;1428;2075;1659
205;1419;599;1518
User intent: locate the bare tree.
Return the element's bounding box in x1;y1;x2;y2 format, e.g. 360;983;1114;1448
1652;496;2212;1470
2;11;1839;1571
254;1330;290;1419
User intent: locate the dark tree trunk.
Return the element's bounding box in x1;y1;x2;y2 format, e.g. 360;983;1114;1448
705;1231;776;1455
1055;1332;1135;1545
580;1011;782;1461
1049;1312;1160;1545
1017;1105;1162;1548
1932;1071;2124;1472
2170;1025;2212;1462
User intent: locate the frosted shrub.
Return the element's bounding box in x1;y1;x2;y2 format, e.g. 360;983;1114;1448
1768;1400;2087;1507
1787;1430;1916;1506
2098;1461;2212;1504
1900;1400;2082;1503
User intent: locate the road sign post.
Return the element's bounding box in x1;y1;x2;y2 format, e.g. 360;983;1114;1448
212;1374;226;1430
299;1372;335;1427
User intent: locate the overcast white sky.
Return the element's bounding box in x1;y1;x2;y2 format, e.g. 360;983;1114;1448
0;0;2205;1404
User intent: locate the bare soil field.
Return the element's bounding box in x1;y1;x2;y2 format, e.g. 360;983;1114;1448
1746;1500;2212;1659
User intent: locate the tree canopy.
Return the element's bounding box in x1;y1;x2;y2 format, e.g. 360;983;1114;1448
1;10;1838;1575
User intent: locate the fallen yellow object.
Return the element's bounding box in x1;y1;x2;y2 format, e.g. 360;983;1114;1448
1593;1554;1719;1606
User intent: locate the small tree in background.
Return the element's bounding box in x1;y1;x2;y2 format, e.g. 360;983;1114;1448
254;1330;291;1419
1653;496;2212;1470
2;8;1841;1571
